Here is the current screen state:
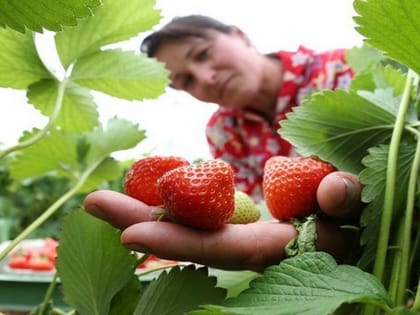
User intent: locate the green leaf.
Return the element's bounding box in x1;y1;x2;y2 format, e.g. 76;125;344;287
0;0;101;33
134;265;226;315
279;90;396;173
27;79;100;132
198;252;392;315
58;208;138;315
0;28;51;89
84;117;146;164
213;270;261;298
109;275;143;315
9;129;79;180
350;65;410;108
358;88;403;118
55;0;160;68
8;118;144;186
80;156;121;192
346;44;386;74
189;307;231;315
372;66;410;97
390;306;420;315
353;0;420;74
71;49;169;100
358;144;416;269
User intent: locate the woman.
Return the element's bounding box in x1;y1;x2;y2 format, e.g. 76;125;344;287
84;15;362;272
140;15;354;201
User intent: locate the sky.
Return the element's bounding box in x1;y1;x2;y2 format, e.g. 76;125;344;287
0;0;363;162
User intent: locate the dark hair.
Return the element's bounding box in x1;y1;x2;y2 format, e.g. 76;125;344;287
140;15;232;57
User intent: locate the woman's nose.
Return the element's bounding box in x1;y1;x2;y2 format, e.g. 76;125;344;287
192;65;216;85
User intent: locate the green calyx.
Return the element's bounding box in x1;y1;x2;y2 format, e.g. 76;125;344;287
285;214;318;257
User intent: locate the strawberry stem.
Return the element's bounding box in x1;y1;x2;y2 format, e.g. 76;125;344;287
150;207;167;219
396;128;420;305
387;217;404;302
412;276;420;311
0;78;68;159
373;69;415;287
0;158;103;262
38;271;59;314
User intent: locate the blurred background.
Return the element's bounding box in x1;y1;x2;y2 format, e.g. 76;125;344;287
0;0;363;162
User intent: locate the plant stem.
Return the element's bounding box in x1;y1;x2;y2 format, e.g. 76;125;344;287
410;223;420;271
412;276;420;311
373;70;415;284
387;218;403;301
396;129;420;305
38;272;59;315
0;78;68;159
0;158;103;261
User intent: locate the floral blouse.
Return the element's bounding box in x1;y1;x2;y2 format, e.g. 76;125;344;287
205;46;354;201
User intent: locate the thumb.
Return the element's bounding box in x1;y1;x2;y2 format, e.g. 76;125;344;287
316;171;363;219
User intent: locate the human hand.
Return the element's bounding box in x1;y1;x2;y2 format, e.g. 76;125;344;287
317;171;363;219
83;171;362;272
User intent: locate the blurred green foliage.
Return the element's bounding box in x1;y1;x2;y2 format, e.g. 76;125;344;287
0;156;130;239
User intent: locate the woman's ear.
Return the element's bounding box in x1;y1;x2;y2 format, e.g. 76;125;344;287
231;26;253;46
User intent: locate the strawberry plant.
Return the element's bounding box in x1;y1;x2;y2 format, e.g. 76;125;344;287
0;0;167;258
0;0;168;311
0;0;419;314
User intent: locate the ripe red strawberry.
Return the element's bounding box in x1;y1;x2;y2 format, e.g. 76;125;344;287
157;159;235;230
28;255;55;271
124;156;190;205
8;255;30;269
263;156;336;220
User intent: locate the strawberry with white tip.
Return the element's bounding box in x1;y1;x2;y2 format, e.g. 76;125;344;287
229;191;261;224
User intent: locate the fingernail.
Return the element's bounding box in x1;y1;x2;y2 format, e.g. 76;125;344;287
85;204;109;221
340;177;358;211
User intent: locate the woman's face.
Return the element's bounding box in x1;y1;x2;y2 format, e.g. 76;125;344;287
154;28;264;110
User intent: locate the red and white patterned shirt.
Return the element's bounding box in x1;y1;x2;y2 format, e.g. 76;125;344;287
206;46;354;201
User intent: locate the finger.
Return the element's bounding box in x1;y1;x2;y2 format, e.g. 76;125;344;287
83;190;155;229
317;171;363;219
121;221;297;272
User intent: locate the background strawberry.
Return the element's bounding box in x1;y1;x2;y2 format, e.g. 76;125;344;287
229;191;261;224
157;159;235;230
263;156;336;220
7;238;58;271
124;155;190;205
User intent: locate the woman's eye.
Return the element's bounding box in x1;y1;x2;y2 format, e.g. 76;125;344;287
196;48;209;61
